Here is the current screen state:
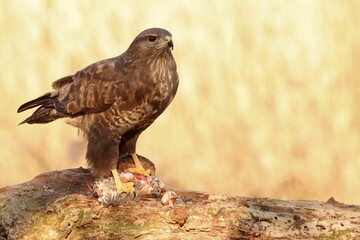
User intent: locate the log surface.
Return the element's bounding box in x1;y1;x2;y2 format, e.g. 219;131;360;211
1;166;360;239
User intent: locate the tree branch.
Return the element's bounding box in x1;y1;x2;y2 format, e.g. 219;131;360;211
1;158;360;239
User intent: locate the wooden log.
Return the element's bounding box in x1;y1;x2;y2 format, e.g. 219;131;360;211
1;156;360;239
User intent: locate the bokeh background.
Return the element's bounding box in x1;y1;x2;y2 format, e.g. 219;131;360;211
1;0;360;204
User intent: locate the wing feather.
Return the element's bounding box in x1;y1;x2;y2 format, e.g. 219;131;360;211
53;57;124;116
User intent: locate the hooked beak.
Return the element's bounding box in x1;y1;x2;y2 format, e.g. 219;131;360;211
165;36;174;50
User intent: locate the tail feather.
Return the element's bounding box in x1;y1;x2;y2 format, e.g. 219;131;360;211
17;93;62;125
17;93;52;113
18;107;60;125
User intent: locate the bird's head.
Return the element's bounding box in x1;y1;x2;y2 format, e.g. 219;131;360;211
129;28;174;53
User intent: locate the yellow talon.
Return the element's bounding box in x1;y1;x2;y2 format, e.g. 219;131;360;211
128;167;151;176
111;169;135;193
128;153;151;176
122;182;135;193
144;168;151;176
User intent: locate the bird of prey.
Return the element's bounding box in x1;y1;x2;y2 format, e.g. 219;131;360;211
17;28;179;193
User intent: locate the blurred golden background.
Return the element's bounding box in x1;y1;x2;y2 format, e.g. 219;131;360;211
1;1;360;204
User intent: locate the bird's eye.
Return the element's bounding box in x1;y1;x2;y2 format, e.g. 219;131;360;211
148;36;156;42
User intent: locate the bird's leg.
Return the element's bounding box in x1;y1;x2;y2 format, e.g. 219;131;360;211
87;133;135;194
128;153;151;176
111;168;134;193
132;153;144;171
120;131;151;176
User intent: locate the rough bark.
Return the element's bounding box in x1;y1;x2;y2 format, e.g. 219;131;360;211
1;157;360;240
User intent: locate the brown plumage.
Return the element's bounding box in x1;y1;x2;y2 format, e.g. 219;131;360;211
18;28;179;179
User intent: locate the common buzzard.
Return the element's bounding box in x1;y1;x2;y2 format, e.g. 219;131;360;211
17;28;179;193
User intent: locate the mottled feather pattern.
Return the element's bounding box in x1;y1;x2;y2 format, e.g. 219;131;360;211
18;28;179;178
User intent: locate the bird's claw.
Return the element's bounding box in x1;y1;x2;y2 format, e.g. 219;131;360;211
127;168;151;176
117;182;135;193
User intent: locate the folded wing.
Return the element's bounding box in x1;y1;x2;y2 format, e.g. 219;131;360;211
18;57;124;124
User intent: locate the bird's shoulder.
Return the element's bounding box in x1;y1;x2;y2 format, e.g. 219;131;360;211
75;56;125;84
52;55;126;91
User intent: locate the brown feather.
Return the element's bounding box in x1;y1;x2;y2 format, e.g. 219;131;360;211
17;28;179;178
17;93;52;113
52;75;73;89
18;107;60;125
